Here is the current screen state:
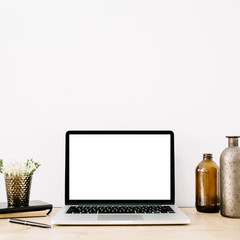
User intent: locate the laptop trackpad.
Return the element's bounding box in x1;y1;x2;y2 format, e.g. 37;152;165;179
98;215;143;221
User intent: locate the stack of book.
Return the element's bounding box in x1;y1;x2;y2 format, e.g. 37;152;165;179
0;200;52;218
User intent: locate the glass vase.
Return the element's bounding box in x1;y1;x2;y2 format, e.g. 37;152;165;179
195;153;220;213
220;136;240;218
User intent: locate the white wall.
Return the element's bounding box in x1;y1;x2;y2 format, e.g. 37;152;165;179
0;0;239;207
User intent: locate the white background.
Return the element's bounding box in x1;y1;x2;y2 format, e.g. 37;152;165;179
69;134;170;200
0;1;239;207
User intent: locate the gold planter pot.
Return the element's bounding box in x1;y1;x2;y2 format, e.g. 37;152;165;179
5;176;32;206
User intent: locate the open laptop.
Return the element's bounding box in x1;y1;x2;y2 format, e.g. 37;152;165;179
52;130;190;225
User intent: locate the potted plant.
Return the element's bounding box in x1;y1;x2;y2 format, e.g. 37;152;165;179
0;159;40;206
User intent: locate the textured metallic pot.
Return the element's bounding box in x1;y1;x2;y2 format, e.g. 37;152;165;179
220;136;240;218
5;176;32;206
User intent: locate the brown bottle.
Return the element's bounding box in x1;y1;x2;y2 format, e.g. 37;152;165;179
195;153;220;213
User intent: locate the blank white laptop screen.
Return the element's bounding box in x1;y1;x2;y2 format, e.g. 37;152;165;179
69;134;171;200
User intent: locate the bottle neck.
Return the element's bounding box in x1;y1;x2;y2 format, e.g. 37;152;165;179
203;154;212;161
228;137;239;147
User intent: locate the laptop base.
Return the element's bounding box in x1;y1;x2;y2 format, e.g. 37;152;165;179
52;205;190;225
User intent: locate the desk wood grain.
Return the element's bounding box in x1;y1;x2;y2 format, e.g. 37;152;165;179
1;208;240;240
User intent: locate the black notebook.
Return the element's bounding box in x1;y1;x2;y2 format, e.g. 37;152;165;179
0;200;52;218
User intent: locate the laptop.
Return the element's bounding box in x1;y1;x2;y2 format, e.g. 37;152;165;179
52;130;190;225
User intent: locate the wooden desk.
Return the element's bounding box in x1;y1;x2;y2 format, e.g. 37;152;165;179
1;208;240;240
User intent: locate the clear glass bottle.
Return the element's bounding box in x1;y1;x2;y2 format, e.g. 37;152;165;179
195;153;220;213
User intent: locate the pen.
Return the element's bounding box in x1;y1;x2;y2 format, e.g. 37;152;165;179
8;218;52;228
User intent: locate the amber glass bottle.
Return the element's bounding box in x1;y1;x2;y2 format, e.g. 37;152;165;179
195;153;220;213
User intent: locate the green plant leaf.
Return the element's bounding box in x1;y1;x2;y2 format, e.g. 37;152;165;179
0;159;3;174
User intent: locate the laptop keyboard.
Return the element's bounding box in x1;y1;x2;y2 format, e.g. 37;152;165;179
66;205;175;214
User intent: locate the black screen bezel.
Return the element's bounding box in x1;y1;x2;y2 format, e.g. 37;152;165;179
65;130;175;205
